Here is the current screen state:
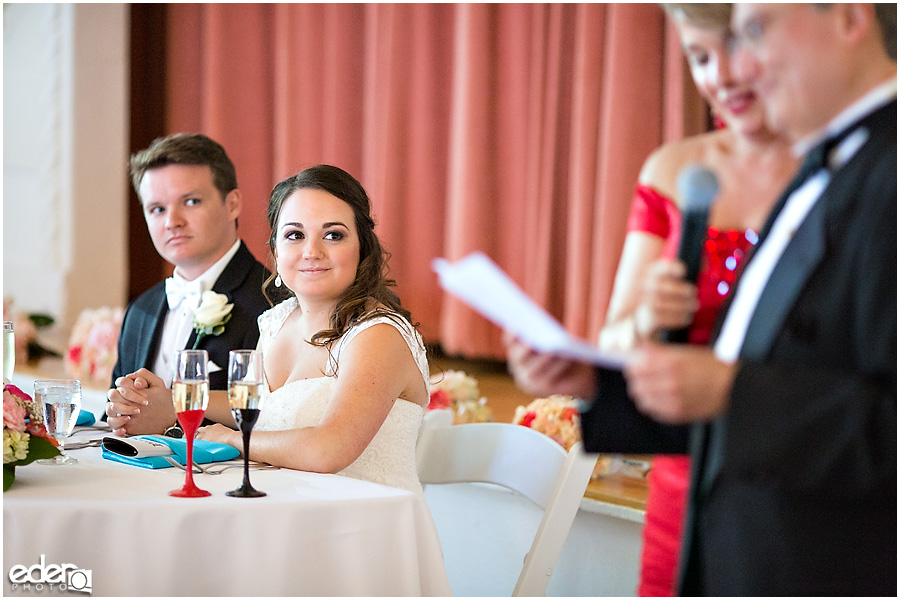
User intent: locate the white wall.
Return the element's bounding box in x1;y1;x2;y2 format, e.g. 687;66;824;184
3;4;129;341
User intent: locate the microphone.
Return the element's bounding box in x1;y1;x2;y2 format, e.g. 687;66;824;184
660;164;719;344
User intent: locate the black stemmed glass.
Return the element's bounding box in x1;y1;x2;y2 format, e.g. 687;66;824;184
226;350;266;498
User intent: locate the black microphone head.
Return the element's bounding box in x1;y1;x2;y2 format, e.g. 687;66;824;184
665;163;719;345
676;164;719;213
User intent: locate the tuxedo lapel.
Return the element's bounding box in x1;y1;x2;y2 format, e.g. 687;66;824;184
188;241;259;351
708;137;830;341
137;288;168;370
696;206;827;490
738;199;827;360
212;242;258;296
185;328;198;351
737;102;895;360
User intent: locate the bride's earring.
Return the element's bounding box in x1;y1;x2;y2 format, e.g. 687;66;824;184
274;274;282;288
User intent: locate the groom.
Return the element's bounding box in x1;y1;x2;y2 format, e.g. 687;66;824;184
106;133;270;436
507;3;895;595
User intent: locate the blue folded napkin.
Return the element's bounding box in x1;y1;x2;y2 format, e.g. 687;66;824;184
101;435;240;469
76;409;96;426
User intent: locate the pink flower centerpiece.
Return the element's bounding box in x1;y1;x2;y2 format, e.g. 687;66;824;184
65;307;124;385
3;383;60;491
3;301;58;364
513;395;650;479
513;395;582;451
427;369;493;424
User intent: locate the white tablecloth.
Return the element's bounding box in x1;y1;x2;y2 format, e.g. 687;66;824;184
3;431;451;597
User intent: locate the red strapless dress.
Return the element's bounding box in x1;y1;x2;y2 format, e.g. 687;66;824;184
626;184;757;596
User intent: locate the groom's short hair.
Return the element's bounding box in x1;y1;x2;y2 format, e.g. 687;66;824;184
130;133;238;201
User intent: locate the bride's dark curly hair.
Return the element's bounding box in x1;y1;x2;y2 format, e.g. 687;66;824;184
263;164;413;347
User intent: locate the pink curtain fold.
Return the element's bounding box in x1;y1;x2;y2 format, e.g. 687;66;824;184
585;3;668;338
564;4;607;338
163;3;702;359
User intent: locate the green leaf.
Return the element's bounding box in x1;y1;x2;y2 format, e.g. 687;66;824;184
28;313;55;328
15;436;60;466
27;341;61;359
3;437;61;491
4;465;15;492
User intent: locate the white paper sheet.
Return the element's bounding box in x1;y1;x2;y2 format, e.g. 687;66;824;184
433;252;629;369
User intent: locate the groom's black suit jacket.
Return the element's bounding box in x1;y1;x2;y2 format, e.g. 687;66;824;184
581;99;897;596
111;241;271;391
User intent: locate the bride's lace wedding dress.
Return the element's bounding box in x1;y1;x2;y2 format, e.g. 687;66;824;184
254;297;428;494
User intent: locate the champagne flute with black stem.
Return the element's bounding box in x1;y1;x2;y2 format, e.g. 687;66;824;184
226;349;266;498
170;349;211;498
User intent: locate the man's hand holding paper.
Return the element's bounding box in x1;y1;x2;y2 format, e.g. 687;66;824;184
503;331;599;400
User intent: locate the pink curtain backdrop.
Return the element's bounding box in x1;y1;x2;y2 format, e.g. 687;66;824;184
163;3;705;359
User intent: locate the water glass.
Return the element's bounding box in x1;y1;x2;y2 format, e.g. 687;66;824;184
35;379;82;465
3;321;14;381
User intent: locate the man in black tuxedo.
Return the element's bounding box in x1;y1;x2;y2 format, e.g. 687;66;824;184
507;4;896;595
106;133;270;436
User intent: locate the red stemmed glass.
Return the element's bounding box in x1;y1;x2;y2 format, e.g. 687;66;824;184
169;349;211;498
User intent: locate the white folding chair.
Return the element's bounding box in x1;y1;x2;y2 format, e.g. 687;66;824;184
416;409;597;596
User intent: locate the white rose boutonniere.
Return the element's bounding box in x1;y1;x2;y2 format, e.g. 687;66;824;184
192;291;234;349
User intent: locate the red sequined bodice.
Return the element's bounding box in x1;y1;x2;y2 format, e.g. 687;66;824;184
691;226;758;344
626;184;758;345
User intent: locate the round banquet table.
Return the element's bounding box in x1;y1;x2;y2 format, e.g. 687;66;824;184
3;430;451;597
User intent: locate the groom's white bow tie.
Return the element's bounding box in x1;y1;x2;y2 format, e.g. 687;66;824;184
165;277;204;311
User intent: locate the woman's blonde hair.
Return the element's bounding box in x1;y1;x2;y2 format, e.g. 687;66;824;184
660;3;732;30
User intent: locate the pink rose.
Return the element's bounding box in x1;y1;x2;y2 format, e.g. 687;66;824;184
427;389;452;410
560;406;577;422
519;411;537;428
3;388;27;431
67;345;82;365
86;320;118;350
26;418;54;442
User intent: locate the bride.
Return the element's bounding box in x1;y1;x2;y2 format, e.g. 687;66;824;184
198;165;429;494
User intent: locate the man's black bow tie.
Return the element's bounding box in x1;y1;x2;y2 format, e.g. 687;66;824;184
783;123;863;199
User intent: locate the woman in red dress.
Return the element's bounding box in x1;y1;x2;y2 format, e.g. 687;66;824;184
597;5;798;596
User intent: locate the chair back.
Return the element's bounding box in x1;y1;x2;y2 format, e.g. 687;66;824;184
416;409;597;596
